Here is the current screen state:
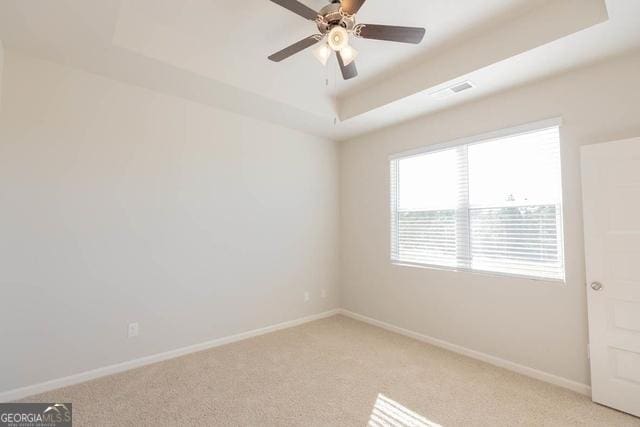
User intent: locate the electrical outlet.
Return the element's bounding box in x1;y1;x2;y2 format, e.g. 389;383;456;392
128;322;139;338
321;289;327;299
304;291;310;302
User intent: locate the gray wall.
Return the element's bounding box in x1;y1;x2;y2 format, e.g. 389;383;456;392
339;51;640;386
0;51;340;393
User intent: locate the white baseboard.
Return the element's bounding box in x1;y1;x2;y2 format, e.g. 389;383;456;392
0;309;340;402
338;309;592;396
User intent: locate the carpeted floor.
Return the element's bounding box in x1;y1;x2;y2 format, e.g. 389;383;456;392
19;315;640;426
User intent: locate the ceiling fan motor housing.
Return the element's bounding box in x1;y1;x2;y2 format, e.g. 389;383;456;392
317;2;356;34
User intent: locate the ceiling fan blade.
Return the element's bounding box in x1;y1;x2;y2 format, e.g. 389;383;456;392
357;24;426;44
337;51;358;80
268;35;321;62
269;0;319;20
340;0;367;16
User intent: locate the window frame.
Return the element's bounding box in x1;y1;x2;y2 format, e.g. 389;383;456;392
389;118;566;283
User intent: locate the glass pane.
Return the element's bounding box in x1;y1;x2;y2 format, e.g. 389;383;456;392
468;129;561;207
397;148;460;211
470;205;563;279
397;209;457;267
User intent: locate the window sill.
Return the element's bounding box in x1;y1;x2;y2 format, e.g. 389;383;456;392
390;260;566;284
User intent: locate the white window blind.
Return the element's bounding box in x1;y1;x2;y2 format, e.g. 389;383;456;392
390;123;565;281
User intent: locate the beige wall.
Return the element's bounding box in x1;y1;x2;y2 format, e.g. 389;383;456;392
0;51;339;393
0;39;4;110
339;51;640;386
2;44;640;396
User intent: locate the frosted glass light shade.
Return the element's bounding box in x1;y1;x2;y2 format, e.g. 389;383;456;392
339;45;358;66
328;26;349;51
313;43;331;66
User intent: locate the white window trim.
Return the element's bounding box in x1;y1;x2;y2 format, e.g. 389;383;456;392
389;117;563;160
389;117;566;283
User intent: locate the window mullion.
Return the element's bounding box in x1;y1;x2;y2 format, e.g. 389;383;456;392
455;145;471;269
390;160;400;261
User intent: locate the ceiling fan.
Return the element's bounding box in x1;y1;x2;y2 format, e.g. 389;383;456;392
268;0;426;80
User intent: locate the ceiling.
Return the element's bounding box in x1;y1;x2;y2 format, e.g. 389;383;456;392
0;0;638;140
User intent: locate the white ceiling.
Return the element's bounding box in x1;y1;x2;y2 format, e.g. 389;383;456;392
0;0;639;140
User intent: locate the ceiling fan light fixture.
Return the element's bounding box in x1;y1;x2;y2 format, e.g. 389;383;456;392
268;0;427;81
339;45;358;66
313;42;332;66
327;26;349;51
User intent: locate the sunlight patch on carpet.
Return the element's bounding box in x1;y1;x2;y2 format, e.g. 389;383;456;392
368;393;442;427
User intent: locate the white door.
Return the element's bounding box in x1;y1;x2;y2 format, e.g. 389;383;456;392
582;137;640;417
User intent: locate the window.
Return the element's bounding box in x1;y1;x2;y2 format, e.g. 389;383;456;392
390;121;565;281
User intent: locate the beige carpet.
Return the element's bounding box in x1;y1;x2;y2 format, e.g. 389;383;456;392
19;315;640;426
